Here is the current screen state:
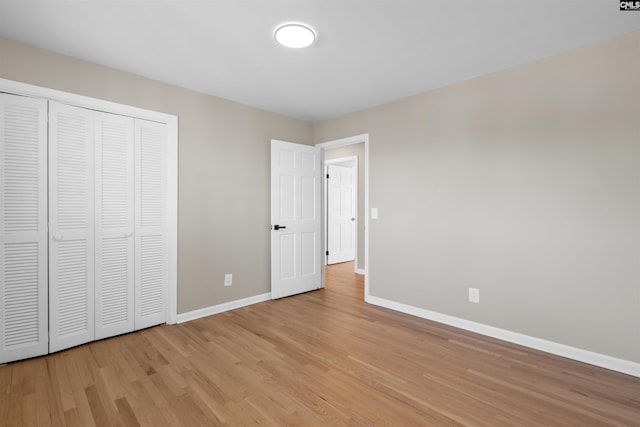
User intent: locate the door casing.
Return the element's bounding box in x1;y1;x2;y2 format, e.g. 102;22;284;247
317;134;370;301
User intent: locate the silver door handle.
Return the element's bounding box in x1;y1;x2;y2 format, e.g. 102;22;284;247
52;233;64;241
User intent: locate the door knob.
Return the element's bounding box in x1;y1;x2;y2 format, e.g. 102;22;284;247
273;225;287;230
351;218;356;221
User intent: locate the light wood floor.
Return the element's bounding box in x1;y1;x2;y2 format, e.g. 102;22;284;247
1;261;639;426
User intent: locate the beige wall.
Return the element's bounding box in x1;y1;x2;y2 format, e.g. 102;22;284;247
0;36;313;315
324;143;365;271
314;31;640;363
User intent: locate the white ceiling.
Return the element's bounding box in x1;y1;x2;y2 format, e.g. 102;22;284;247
0;1;639;122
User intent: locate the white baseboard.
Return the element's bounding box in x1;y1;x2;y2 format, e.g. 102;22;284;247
366;295;640;378
355;268;365;275
177;292;271;324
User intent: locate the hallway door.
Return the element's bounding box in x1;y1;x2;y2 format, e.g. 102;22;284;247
327;164;356;264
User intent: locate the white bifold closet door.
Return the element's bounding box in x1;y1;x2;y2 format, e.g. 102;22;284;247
0;94;48;364
48;102;95;353
95;112;135;340
1;95;168;361
135;119;167;329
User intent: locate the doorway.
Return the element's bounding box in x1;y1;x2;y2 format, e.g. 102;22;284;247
317;134;370;301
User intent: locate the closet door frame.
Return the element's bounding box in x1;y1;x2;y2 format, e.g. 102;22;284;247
0;78;178;325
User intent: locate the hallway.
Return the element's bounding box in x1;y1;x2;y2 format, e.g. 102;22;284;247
324;261;363;299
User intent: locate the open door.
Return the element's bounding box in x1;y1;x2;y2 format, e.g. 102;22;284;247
271;140;321;299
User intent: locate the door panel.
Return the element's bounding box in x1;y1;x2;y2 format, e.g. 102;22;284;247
0;94;48;363
300;176;316;220
271;140;321;299
95;112;135;340
135;119;167;329
300;231;316;276
49;102;95;353
327;164;356;264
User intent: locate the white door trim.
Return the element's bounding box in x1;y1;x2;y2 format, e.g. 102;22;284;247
316;134;370;301
0;77;179;325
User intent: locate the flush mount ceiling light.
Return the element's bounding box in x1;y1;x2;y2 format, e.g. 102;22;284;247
274;23;316;48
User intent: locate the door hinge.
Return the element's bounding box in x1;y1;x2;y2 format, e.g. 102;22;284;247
326;250;329;256
326;174;329;179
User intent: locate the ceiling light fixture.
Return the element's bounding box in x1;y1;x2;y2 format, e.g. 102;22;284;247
274;23;316;49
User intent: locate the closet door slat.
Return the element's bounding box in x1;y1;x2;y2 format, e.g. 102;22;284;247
95;112;135;340
135;119;167;329
0;94;48;364
49;102;95;353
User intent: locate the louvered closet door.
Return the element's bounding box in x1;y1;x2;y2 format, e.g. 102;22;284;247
135;119;167;329
49;102;95;353
95;112;134;340
0;94;48;364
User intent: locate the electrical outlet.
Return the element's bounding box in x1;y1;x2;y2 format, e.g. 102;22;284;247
469;288;480;303
224;274;233;286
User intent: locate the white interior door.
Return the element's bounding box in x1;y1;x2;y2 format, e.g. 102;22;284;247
49;102;95;353
271;140;321;299
95;112;135;340
0;94;48;363
327;164;356;264
134;119;167;329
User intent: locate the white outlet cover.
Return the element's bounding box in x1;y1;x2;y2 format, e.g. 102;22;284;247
224;274;233;286
371;207;378;219
469;288;480;303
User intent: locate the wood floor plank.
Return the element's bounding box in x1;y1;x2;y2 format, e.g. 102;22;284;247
0;261;639;426
84;385;111;426
70;389;95;427
114;397;140;427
